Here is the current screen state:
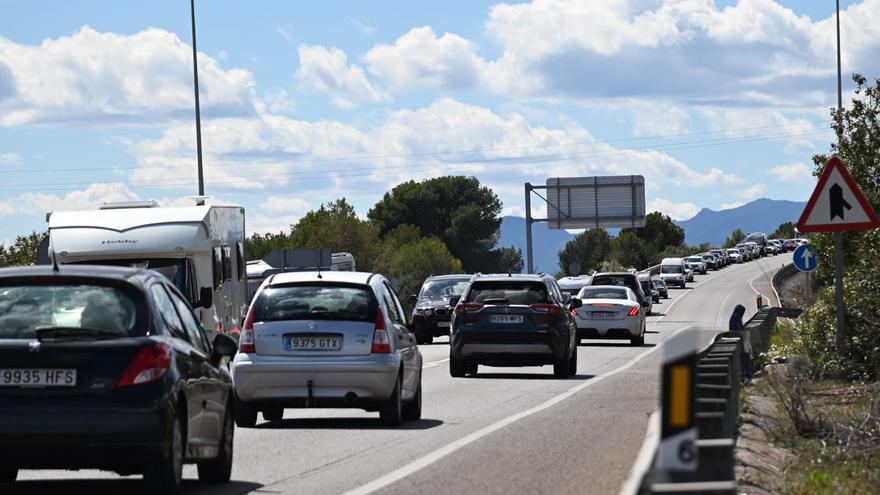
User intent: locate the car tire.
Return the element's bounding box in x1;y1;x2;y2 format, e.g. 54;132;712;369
234;393;257;428
553;350;570;378
380;375;403;427
0;467;17;483
402;378;422;421
144;410;184;494
198;403;234;484
262;408;283;422
449;355;467;378
465;361;478;375
567;345;578;376
630;333;645;346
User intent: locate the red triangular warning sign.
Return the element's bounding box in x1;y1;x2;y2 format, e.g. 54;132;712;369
797;157;880;232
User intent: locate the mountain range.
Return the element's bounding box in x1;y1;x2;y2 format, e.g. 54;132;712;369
497;198;807;273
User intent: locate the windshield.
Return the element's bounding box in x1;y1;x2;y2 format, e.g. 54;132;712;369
661;264;683;274
253;284;378;323
0;282;146;339
420;278;470;299
579;287;628;300
465;281;548;305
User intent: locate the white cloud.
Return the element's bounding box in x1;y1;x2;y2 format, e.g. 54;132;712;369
365;26;488;91
739;182;767;199
633;106;690;137
0;182;140;218
0;26;259;127
260;197;310;215
720;201;745;210
0;152;21;165
263;88;296;114
648;198;700;221
351;19;376;35
247;214;296;236
277;25;295;42
295;44;389;109
769;162;813;182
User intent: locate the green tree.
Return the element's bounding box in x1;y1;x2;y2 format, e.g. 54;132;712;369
0;231;47;267
368;176;503;271
770;221;796;240
620;212;685;253
610;230;654;268
383;237;464;302
289;198;380;269
722;228;746;248
558;229;612;275
245;231;294;260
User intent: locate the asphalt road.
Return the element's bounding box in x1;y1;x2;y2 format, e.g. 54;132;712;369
13;255;784;495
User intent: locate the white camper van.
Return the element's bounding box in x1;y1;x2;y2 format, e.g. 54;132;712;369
47;200;247;337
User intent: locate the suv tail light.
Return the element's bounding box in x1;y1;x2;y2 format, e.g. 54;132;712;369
372;306;391;353
239;308;256;353
118;343;172;387
530;304;560;314
454;303;484;315
628;306;640;317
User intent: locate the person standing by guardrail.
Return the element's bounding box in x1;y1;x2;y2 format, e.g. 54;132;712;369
729;304;751;382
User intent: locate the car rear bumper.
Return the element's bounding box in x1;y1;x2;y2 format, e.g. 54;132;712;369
450;330;567;365
232;353;400;404
0;398;171;469
412;315;452;337
575;317;641;339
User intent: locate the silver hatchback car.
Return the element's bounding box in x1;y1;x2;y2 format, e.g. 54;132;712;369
231;271;423;427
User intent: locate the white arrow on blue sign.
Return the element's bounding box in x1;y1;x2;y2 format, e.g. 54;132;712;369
793;244;818;272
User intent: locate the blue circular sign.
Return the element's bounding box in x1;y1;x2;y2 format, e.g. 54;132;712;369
792;244;818;272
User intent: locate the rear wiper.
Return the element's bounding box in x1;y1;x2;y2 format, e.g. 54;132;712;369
34;326;123;341
482;298;509;305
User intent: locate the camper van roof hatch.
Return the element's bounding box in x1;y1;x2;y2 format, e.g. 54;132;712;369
100;200;160;210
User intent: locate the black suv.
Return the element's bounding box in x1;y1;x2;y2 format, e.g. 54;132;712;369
449;274;581;378
409;274;472;345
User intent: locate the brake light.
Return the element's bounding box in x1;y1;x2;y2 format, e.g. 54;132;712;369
530;304;560;314
593;303;614;307
628;306;640;317
372;306;391;353
454;303;484;315
117;343;172;387
239;308;256;353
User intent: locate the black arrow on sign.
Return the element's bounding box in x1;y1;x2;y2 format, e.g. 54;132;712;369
829;183;852;220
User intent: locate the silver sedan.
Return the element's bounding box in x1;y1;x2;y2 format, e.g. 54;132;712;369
573;285;646;346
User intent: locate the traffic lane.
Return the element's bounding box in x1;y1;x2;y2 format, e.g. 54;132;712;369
374;262;779;495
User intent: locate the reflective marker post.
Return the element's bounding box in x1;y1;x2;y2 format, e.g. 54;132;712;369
656;329;698;473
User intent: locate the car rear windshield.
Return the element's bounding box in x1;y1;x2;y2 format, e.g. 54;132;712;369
420;277;470;299
686;257;701;262
465;281;549;305
253;283;378;323
579;287;628;300
0;282;147;339
661;265;683;274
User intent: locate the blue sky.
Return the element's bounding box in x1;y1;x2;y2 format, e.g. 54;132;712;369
0;0;876;241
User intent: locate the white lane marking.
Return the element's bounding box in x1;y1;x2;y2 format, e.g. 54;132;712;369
343;325;691;495
658;263;747;322
620;409;661;495
423;359;449;368
747;272;768;306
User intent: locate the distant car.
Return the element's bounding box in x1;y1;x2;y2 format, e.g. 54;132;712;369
449;273;580;377
710;249;729;266
736;243;753;261
685;265;694;282
726;248;743;263
744;232;769;256
587;272;651;311
700;253;717;270
409;274;472;345
574;286;646;346
638;276;658;308
0;265;239;493
784;239;798;251
232;271;424;427
652;279;668;299
685;256;707;274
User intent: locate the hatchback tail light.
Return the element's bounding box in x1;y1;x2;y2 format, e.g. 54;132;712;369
372;306;391;353
454;303;484;315
628;306;640;317
239;308;256;353
530;304;560;314
118;343;172;387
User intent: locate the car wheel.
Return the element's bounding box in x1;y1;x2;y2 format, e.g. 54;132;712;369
198;401;234;484
630;333;645;346
449;355;466;378
380;374;403;426
233;392;257;428
262;408;283;422
466;361;478;375
553;350;570;378
402;378;422;421
144;409;184;494
422;335;433;345
567;345;578;376
0;467;17;483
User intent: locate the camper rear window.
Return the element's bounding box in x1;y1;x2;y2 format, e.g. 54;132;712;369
222;246;232;282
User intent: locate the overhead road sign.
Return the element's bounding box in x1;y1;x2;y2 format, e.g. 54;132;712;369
797;157;880;232
545;175;646;230
792;244;818;273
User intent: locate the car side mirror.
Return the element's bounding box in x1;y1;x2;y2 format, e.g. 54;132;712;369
197;287;213;309
450;296;461;307
211;333;238;362
562;292;572;304
408;294;418;303
569;297;583;309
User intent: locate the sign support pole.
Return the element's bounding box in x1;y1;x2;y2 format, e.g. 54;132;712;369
525;183;534;274
833;0;846;356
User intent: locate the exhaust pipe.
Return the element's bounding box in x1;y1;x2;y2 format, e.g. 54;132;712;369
344;392;358;404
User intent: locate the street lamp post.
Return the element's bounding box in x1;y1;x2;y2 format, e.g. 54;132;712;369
190;0;205;197
833;0;846;356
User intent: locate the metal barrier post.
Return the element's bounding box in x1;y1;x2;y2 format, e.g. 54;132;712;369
655;329;698;473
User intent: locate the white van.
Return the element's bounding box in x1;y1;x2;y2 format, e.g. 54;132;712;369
557;275;593;297
659;257;687;288
47;199;247;337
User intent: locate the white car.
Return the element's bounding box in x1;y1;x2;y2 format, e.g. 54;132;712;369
685;256;707;274
232;271;423;427
573;285;646;346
